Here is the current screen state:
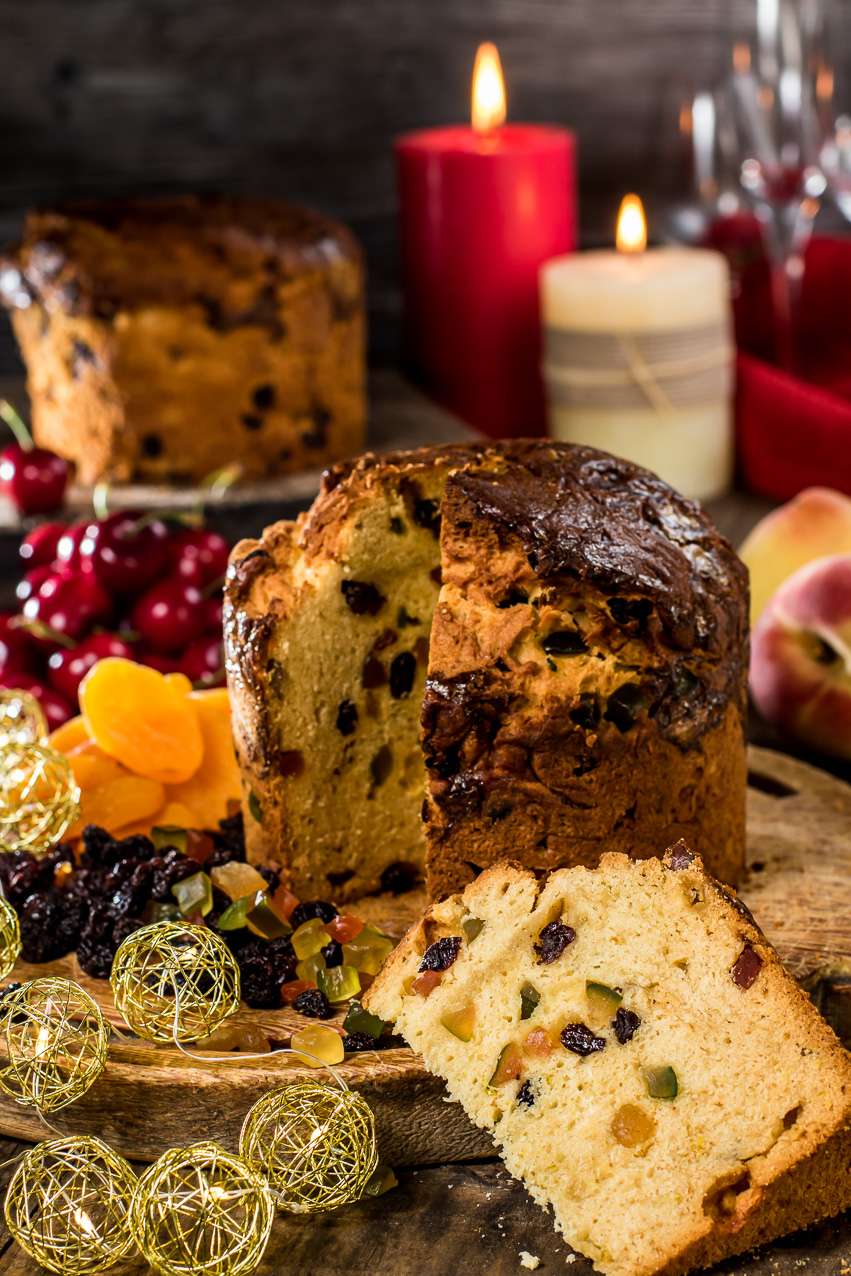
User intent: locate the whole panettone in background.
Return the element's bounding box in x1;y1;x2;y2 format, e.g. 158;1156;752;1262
363;849;851;1276
224;442;748;902
0;196;365;484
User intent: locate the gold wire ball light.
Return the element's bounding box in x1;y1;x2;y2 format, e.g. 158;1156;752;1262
0;688;48;748
0;740;80;854
110;921;241;1043
130;1140;274;1276
4;1135;136;1276
0;894;21;981
0;978;109;1114
240;1080;378;1213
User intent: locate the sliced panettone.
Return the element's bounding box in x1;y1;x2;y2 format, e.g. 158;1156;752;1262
364;846;851;1276
224;441;748;902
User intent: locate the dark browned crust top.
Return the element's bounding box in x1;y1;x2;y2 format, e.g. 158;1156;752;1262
0;195;362;315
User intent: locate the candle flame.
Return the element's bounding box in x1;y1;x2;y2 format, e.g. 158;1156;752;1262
817;63;834;104
615;194;647;254
733;41;752;74
472;42;507;133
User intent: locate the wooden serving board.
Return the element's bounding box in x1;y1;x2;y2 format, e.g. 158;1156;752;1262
0;745;847;1167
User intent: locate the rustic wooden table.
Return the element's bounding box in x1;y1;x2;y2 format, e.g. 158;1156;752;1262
0;377;847;1275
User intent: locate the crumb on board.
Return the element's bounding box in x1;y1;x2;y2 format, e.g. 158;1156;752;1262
519;1253;540;1271
566;1255;577;1264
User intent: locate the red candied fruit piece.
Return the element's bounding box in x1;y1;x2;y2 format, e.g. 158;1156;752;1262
413;970;443;998
271;884;300;922
327;913;364;943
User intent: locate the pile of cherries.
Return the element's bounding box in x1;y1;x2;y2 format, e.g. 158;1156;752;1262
1;511;230;727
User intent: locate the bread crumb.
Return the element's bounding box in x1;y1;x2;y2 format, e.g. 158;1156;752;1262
519;1254;540;1271
566;1256;577;1264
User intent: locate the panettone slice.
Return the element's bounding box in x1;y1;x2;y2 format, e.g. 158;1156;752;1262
364;846;851;1276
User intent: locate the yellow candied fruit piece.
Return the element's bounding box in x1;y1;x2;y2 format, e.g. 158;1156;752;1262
291;1024;344;1068
80;657;203;785
292;918;331;960
210;861;269;902
611;1103;657;1148
66;774;165;840
48;715;89;754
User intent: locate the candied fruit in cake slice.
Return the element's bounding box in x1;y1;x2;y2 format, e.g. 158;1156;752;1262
363;851;851;1276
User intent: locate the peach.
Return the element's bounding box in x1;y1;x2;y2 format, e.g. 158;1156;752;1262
740;487;851;626
750;554;851;760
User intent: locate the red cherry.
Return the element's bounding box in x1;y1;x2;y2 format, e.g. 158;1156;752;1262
0;616;35;677
16;563;54;606
0;444;68;515
170;529;230;588
80;511;170;594
19;522;65;568
131;576;204;654
48;633;134;703
0;674;74;730
23;570;111;643
180;635;225;687
56;520;95;572
202;595;223;634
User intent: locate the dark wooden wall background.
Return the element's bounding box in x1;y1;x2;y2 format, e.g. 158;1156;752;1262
0;0;840;371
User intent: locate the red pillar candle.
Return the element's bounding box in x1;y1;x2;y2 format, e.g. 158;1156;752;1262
397;44;576;437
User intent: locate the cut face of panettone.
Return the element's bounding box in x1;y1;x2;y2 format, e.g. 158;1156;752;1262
364;847;851;1276
224;442;748;902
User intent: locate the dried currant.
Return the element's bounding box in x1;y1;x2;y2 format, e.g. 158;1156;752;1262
389;651;416;699
336;700;359;736
341;580;386;616
560;1023;606;1056
379;861;421;895
534;920;576;964
516;1079;535;1108
612;1007;641;1044
293;988;334;1019
413;498;441;536
289;900;337;928
418;936;462;973
369;746;393;787
665;840;696;871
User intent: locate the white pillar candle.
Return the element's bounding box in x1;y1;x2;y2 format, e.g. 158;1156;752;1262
540;198;734;501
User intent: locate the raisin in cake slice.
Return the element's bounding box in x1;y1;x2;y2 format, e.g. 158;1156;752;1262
364;846;851;1276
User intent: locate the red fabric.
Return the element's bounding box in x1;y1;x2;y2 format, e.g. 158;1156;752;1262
717;222;851;500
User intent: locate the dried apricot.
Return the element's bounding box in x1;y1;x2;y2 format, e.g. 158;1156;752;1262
79;657;203;784
49;715;89;754
66;741;127;791
67;774;165;840
163;689;240;825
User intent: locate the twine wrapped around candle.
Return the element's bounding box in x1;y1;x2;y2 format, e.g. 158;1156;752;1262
543;319;733;413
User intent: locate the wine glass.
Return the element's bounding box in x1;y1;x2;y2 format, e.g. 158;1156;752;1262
727;0;828;368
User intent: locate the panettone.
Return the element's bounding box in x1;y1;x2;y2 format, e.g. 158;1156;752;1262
0;195;365;484
364;848;851;1276
224;442;748;902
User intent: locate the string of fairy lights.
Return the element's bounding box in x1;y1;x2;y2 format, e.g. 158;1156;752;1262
0;689;383;1276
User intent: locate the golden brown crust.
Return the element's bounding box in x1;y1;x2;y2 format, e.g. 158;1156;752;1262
1;197;365;484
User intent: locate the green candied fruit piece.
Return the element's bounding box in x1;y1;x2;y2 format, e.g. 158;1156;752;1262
318;964;361;1004
296;952;327;984
520;983;540;1020
586;981;623;1009
645;1066;679;1100
342;1000;388;1040
171;871;212;917
292;917;332;960
217;894;253;931
342;925;394;976
462;916;484;943
246;892;291;940
152;825;188;854
248;790;263;823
